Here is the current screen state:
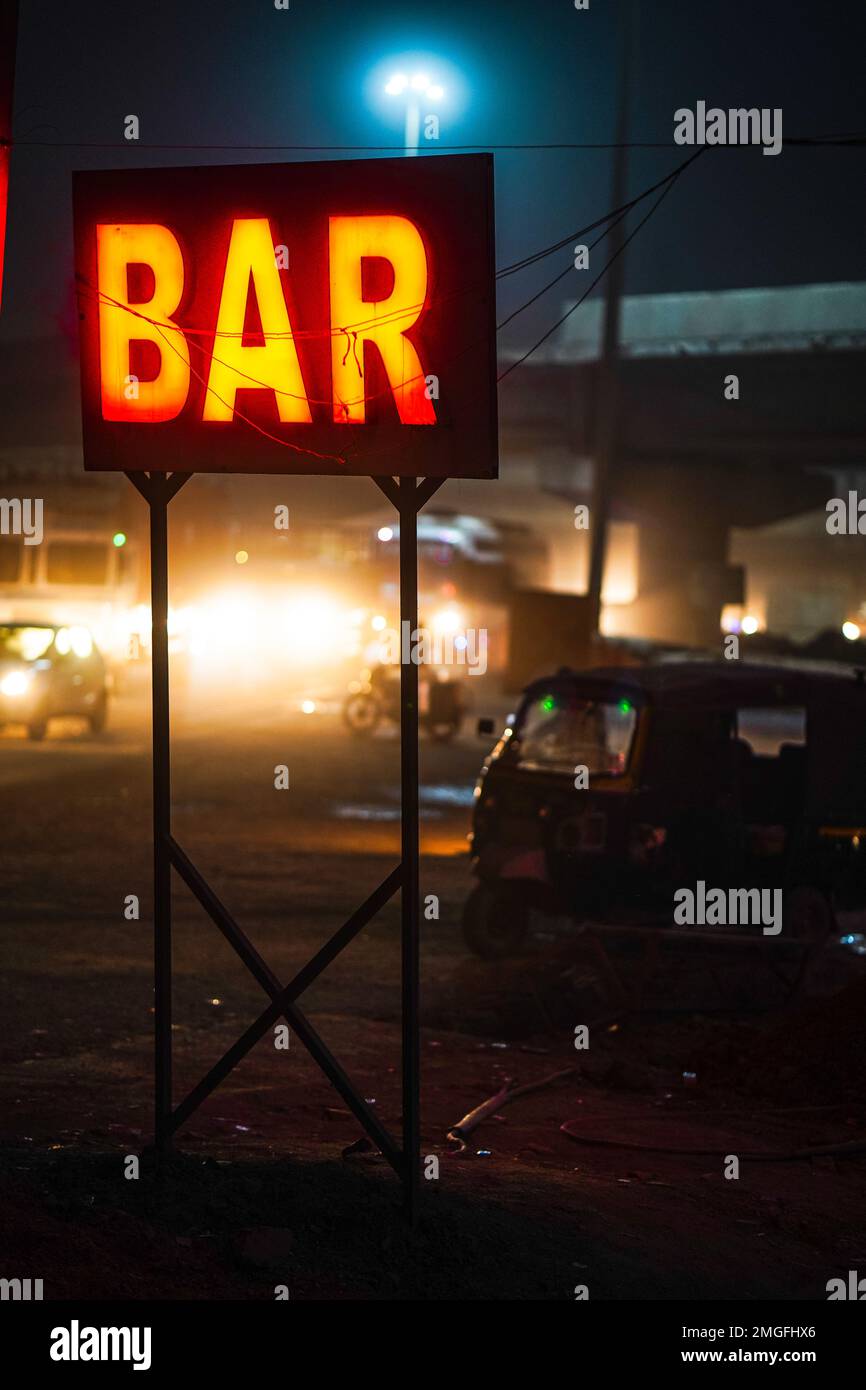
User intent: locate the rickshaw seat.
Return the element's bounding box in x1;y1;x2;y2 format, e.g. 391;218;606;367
738;740;806;822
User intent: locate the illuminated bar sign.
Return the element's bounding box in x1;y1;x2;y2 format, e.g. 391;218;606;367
0;0;18;313
73;154;497;477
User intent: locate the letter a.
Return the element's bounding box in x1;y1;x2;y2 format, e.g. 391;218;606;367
204;218;311;423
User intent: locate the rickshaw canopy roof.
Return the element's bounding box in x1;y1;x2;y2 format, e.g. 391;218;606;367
522;662;866;817
524;662;866;714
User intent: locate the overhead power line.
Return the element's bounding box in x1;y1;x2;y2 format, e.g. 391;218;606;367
497;150;700;382
2;132;866;152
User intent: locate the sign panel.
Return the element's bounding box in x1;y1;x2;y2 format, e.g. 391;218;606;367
0;0;19;313
73;154;497;477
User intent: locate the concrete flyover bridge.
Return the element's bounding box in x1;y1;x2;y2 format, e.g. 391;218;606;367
496;282;866;646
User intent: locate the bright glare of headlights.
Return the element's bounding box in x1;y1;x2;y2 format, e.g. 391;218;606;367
70;627;93;659
431;606;462;635
301;699;316;714
0;670;31;697
158;588;369;685
377;527;393;542
15;627;54;661
54;627;93;658
282;596;345;665
843;621;861;641
125;605;151;651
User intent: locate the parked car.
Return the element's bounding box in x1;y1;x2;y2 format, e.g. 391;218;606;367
0;622;109;740
463;662;866;957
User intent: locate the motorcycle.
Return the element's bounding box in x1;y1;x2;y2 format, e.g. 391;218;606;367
343;664;464;742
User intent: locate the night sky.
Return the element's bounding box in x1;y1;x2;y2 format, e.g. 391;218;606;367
2;0;865;353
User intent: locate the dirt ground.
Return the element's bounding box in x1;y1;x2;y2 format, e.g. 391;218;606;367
2;689;865;1300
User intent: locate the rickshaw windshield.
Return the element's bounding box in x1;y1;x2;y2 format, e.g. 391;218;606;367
513;690;638;776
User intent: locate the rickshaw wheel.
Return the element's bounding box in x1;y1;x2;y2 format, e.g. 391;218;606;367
785;885;835;943
462;884;529;959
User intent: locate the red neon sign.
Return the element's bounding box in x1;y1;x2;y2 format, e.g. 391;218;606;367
74;155;497;478
0;0;19;315
0;144;9;309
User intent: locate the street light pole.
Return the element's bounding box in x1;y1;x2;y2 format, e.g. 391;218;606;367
404;99;420;155
385;71;445;156
586;0;638;637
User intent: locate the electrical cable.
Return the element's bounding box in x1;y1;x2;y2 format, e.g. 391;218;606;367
497;150;700;382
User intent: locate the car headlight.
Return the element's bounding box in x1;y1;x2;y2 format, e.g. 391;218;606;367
0;670;32;697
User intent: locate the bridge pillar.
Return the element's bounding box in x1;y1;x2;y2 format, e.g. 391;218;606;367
624;465;744;649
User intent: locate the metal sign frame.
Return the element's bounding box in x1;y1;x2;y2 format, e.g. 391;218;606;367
128;467;442;1225
73;153;497;1223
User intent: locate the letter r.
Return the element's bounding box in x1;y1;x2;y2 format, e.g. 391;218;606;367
328;214;436;425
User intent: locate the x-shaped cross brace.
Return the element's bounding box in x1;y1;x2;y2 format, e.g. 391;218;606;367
128;469;442;1223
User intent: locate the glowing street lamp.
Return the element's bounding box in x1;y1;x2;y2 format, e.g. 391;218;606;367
385;70;446;155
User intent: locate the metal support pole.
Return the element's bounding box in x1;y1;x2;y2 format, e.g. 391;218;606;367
148;474;172;1160
398;476;420;1224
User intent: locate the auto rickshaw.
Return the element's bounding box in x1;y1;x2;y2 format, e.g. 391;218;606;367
463;662;866;958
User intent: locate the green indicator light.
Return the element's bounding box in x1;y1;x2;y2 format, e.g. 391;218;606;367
619;699;632;714
112;532;127;548
541;695;555;712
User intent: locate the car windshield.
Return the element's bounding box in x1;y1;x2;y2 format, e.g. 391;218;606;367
0;626;55;661
514;689;638;776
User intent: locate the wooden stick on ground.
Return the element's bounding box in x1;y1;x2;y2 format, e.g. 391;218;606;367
446;1066;580;1152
